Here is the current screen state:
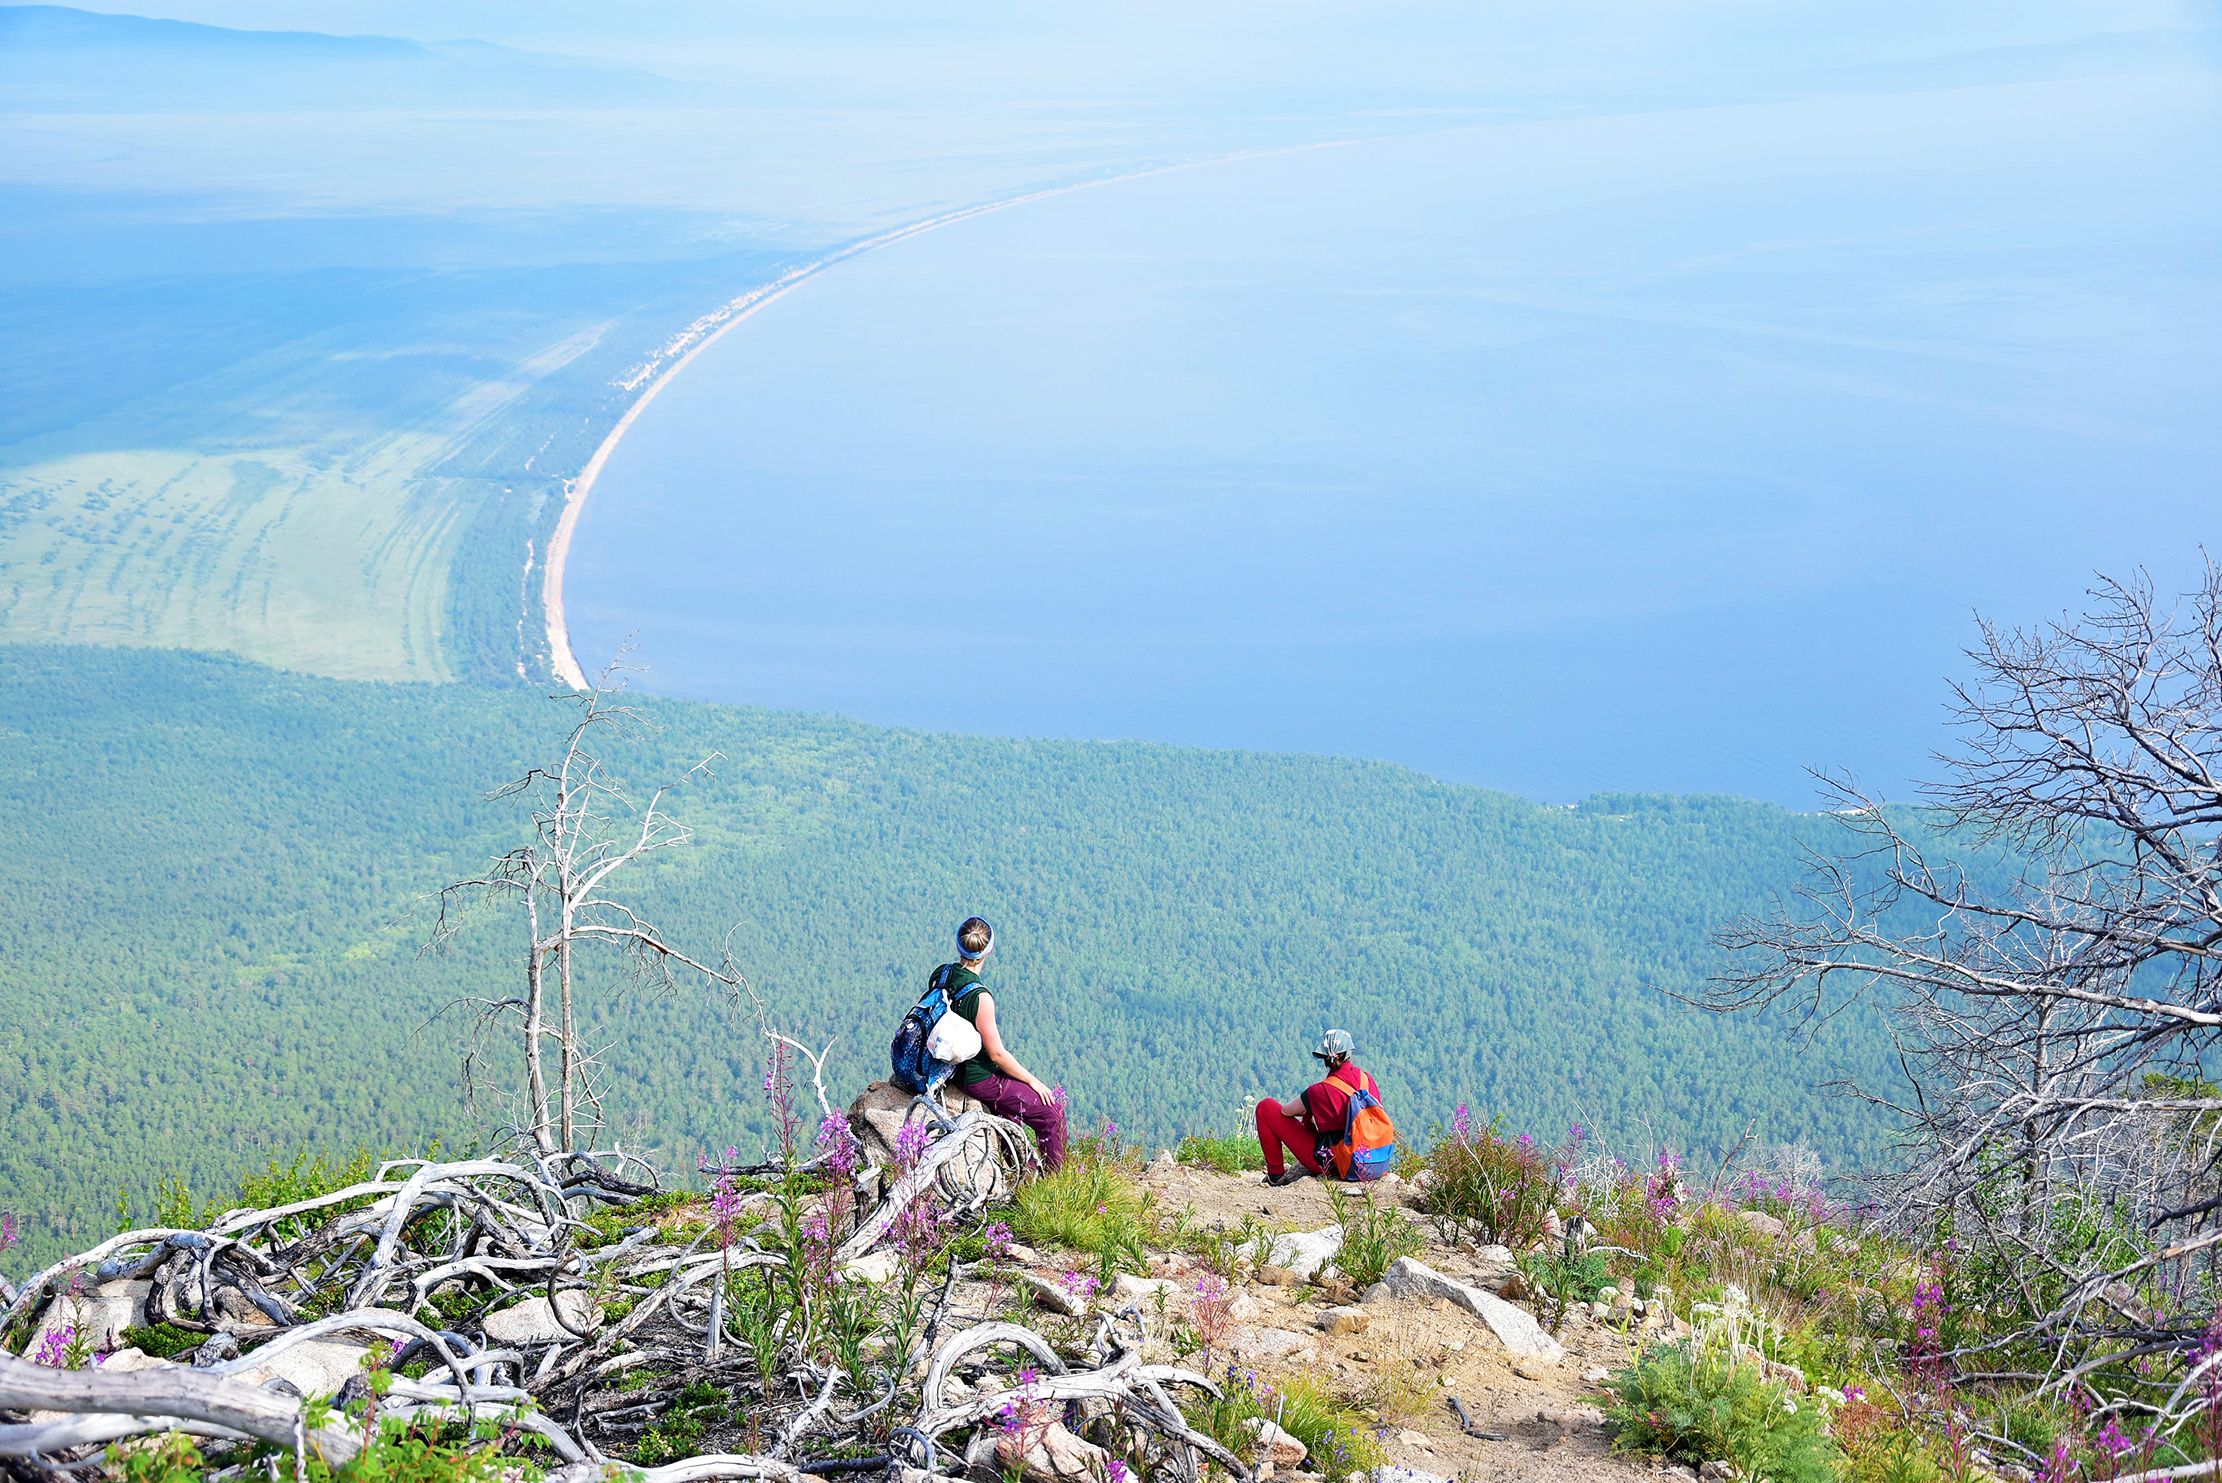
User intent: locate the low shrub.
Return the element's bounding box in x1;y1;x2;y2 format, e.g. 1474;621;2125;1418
1419;1107;1570;1249
1328;1186;1424;1288
1605;1337;1839;1483
1182;1365;1385;1483
1519;1248;1614;1326
117;1323;201;1359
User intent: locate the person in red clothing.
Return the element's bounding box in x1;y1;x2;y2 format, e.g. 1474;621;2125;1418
1254;1028;1380;1187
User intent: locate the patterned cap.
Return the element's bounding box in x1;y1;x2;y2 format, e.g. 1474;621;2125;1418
1312;1028;1355;1061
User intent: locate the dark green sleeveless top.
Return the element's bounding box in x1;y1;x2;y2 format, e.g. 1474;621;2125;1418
934;962;994;1087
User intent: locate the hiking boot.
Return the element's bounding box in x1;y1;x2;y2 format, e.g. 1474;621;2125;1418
1265;1171;1308;1188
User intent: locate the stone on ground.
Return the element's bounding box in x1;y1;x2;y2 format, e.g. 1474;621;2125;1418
1227;1325;1317;1364
1014;1272;1085;1316
842;1251;901;1284
996;1418;1110;1483
1375;1256;1566;1361
1261;1225;1343;1278
24;1279;149;1357
1111;1273;1178;1301
482;1291;599;1344
235;1338;375;1399
1370;1467;1453;1483
1242;1417;1309;1468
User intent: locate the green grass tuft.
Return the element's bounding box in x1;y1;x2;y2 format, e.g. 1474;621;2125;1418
1177;1129;1266;1173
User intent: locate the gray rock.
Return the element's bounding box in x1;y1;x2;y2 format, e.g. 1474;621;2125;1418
483;1291;600;1344
842;1251;902;1285
1369;1467;1452;1483
1374;1257;1566;1362
1015;1272;1085;1317
1261;1225;1343;1278
1111;1273;1179;1302
1243;1418;1309;1468
23;1279;149;1358
1317;1306;1369;1336
235;1338;375;1400
1228;1325;1317;1364
1736;1210;1787;1240
997;1419;1110;1483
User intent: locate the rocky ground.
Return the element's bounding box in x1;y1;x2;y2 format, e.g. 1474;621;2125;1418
1057;1160;1668;1483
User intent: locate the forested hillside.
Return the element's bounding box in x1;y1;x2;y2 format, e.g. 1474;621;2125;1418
1;645;1912;1272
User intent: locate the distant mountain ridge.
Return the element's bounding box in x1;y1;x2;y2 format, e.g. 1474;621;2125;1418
0;4;708;109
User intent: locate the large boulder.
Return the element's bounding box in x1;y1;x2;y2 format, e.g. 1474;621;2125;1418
20;1279;149;1358
846;1081;1011;1202
1366;1256;1565;1362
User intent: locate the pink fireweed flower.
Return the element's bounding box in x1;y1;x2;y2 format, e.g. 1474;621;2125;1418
1452;1104;1473;1139
817;1113;863;1176
2093;1418;2135;1460
0;1213;17;1256
34;1326;73;1368
982;1222;1014;1256
893;1120;934;1170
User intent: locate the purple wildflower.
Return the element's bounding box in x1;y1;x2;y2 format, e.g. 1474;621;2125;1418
893;1120;933;1171
34;1326;73;1368
982;1222;1014;1257
816;1112;862;1177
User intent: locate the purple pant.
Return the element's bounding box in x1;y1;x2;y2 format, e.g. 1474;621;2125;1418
967;1073;1068;1172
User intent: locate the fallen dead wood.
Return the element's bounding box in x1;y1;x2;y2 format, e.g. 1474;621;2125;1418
0;1350;361;1463
1;1081;1261;1482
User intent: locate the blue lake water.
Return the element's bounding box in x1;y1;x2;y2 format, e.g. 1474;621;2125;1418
569;71;2222;806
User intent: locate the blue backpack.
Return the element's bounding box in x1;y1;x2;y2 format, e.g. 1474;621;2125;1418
890;965;978;1094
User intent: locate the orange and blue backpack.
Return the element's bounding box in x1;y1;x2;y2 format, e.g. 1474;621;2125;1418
1324;1065;1399;1182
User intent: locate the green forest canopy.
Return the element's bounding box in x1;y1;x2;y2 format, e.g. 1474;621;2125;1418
2;644;1911;1271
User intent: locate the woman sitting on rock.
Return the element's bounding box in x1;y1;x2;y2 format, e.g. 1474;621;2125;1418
937;915;1068;1171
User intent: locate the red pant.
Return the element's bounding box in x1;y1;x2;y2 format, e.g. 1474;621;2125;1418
1254;1100;1323;1178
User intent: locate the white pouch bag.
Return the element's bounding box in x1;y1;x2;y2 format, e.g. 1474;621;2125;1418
925;1005;983;1067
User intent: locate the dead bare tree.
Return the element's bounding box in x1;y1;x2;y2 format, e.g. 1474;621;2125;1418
1706;562;2222;1430
433;655;742;1155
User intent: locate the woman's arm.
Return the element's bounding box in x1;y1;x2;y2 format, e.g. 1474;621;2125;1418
975;994;1053;1099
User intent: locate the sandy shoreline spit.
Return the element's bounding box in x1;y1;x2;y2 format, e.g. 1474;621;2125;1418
537;144;1325;688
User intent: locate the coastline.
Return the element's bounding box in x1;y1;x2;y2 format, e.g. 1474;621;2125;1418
540;141;1370;687
541;186;1116;688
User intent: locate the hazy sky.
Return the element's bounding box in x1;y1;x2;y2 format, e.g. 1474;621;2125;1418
59;1;2222;86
